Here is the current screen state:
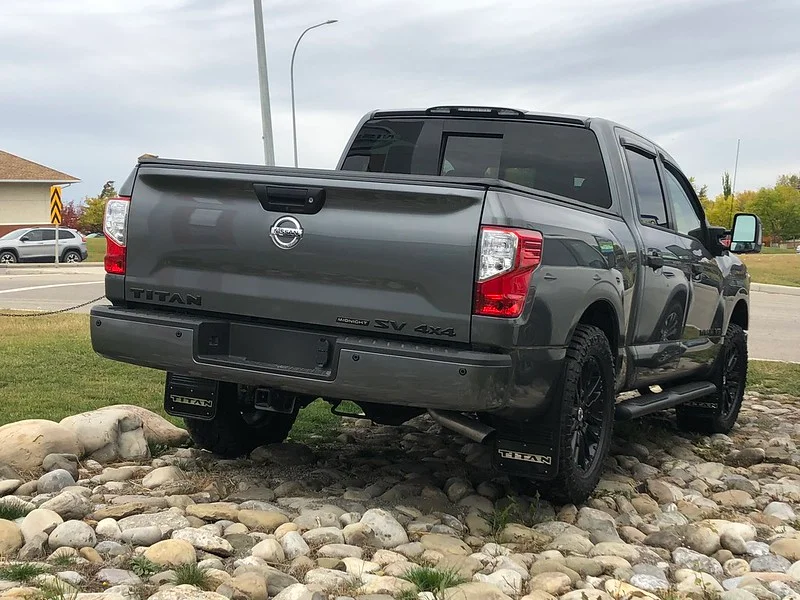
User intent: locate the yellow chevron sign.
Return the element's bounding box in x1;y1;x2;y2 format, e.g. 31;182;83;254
50;186;63;225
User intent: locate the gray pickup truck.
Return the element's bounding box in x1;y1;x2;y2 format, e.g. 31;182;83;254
91;106;763;503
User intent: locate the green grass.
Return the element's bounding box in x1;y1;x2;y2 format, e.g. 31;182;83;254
401;566;466;599
129;556;160;578
0;563;49;582
740;253;800;286
0;499;34;520
172;564;211;590
748;360;800;396
85;237;105;262
0;313;340;442
762;246;797;254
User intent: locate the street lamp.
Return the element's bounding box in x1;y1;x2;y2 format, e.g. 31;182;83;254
253;0;275;166
291;19;338;167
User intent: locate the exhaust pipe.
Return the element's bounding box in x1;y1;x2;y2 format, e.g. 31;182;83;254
428;409;495;443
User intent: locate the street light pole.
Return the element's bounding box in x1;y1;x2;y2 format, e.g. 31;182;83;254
253;0;275;166
291;19;338;167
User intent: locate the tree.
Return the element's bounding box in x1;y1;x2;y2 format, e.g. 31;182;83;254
747;185;800;243
78;181;118;233
689;177;708;202
777;173;800;189
722;171;732;200
60;201;84;230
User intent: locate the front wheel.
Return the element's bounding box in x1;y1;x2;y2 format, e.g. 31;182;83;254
184;382;298;458
62;250;82;263
0;251;17;264
676;324;747;434
533;324;616;505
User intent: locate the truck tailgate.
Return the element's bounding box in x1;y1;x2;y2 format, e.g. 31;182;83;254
124;162;487;343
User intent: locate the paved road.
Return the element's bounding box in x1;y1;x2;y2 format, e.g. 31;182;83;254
0;270;798;363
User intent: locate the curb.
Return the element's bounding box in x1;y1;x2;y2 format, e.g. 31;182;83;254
0;264;105;276
751;283;800;296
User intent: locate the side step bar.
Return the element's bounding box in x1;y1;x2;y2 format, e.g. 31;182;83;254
615;381;717;421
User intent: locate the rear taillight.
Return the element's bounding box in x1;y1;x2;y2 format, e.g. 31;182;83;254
474;227;543;318
103;196;131;275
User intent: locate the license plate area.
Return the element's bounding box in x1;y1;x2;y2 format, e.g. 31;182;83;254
196;322;336;378
164;373;219;420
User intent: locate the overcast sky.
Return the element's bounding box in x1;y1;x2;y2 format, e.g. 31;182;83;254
2;0;798;204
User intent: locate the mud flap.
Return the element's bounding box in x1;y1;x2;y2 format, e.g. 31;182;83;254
164;373;219;421
492;399;562;481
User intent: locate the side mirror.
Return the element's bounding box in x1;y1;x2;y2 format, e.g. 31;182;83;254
19;236;29;242
729;213;763;254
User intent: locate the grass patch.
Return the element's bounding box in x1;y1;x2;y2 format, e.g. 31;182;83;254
129;556;160;578
740;253;800;287
85;237;105;262
0;563;49;582
49;554;78;568
762;246;796;254
172;564;212;590
0;313;340;440
0;499;34;520
401;566;466;598
748;360;800;397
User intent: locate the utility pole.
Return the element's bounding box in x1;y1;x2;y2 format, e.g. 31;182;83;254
253;0;275;165
729;139;741;227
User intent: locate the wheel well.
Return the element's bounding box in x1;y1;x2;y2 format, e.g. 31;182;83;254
730;300;748;331
577;300;619;357
0;248;19;258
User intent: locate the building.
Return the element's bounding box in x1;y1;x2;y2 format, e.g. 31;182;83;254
0;150;80;237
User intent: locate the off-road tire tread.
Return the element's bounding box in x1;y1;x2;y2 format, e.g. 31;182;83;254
184;383;296;458
676;323;747;434
535;324;615;505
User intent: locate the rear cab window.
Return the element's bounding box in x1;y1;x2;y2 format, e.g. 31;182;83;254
342;117;613;209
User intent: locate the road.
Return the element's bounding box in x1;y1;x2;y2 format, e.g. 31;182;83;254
0;269;798;363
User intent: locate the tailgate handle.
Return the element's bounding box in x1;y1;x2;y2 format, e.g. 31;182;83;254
253;184;325;214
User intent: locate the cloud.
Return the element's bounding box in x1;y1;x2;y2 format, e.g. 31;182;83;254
0;0;797;204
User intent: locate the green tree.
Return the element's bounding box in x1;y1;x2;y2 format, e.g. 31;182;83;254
78;181;118;233
689;177;708;202
722;171;732;200
747;185;800;243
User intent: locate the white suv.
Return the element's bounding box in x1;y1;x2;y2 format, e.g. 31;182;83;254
0;227;88;264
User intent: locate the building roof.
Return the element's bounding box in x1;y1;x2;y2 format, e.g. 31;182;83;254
0;150;80;183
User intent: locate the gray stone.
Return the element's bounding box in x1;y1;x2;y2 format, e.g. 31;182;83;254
20;508;63;543
18;531;48;560
360;509;408;548
746;541;772;557
672;547;724;579
272;584;326;600
96;568;142;586
120;525;163;546
630;574;670;592
764;502;797;521
49;520;96;548
722;590;760;600
95;540;128;557
118;509;190;535
280;531;310;560
251;443;315;466
173;527;234;557
749;555;791;573
142;466;186;489
722;531;749;555
42;454;80;480
40;490;92;519
577;507;620;543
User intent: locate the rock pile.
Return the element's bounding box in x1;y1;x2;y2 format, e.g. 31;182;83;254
0;393;797;600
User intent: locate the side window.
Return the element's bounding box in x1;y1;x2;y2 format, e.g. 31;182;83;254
664;167;703;241
58;230;75;240
624;149;668;228
24;230;43;242
40;229;56;241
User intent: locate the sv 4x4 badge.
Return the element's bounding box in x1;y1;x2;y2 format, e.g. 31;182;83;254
336;317;456;337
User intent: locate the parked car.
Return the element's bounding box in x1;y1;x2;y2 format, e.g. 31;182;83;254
86;232;105;239
796;244;800;254
90;106;762;503
0;227;88;264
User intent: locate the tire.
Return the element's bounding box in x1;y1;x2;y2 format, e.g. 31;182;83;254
676;323;747;434
0;251;17;264
184;382;298;458
62;250;82;263
534;324;616;505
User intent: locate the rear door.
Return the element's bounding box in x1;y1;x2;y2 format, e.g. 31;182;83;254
623;145;692;384
124;167;486;343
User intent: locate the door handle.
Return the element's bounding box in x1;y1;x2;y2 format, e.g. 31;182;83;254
646;250;664;270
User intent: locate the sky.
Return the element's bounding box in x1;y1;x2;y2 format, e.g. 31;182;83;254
1;0;798;205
